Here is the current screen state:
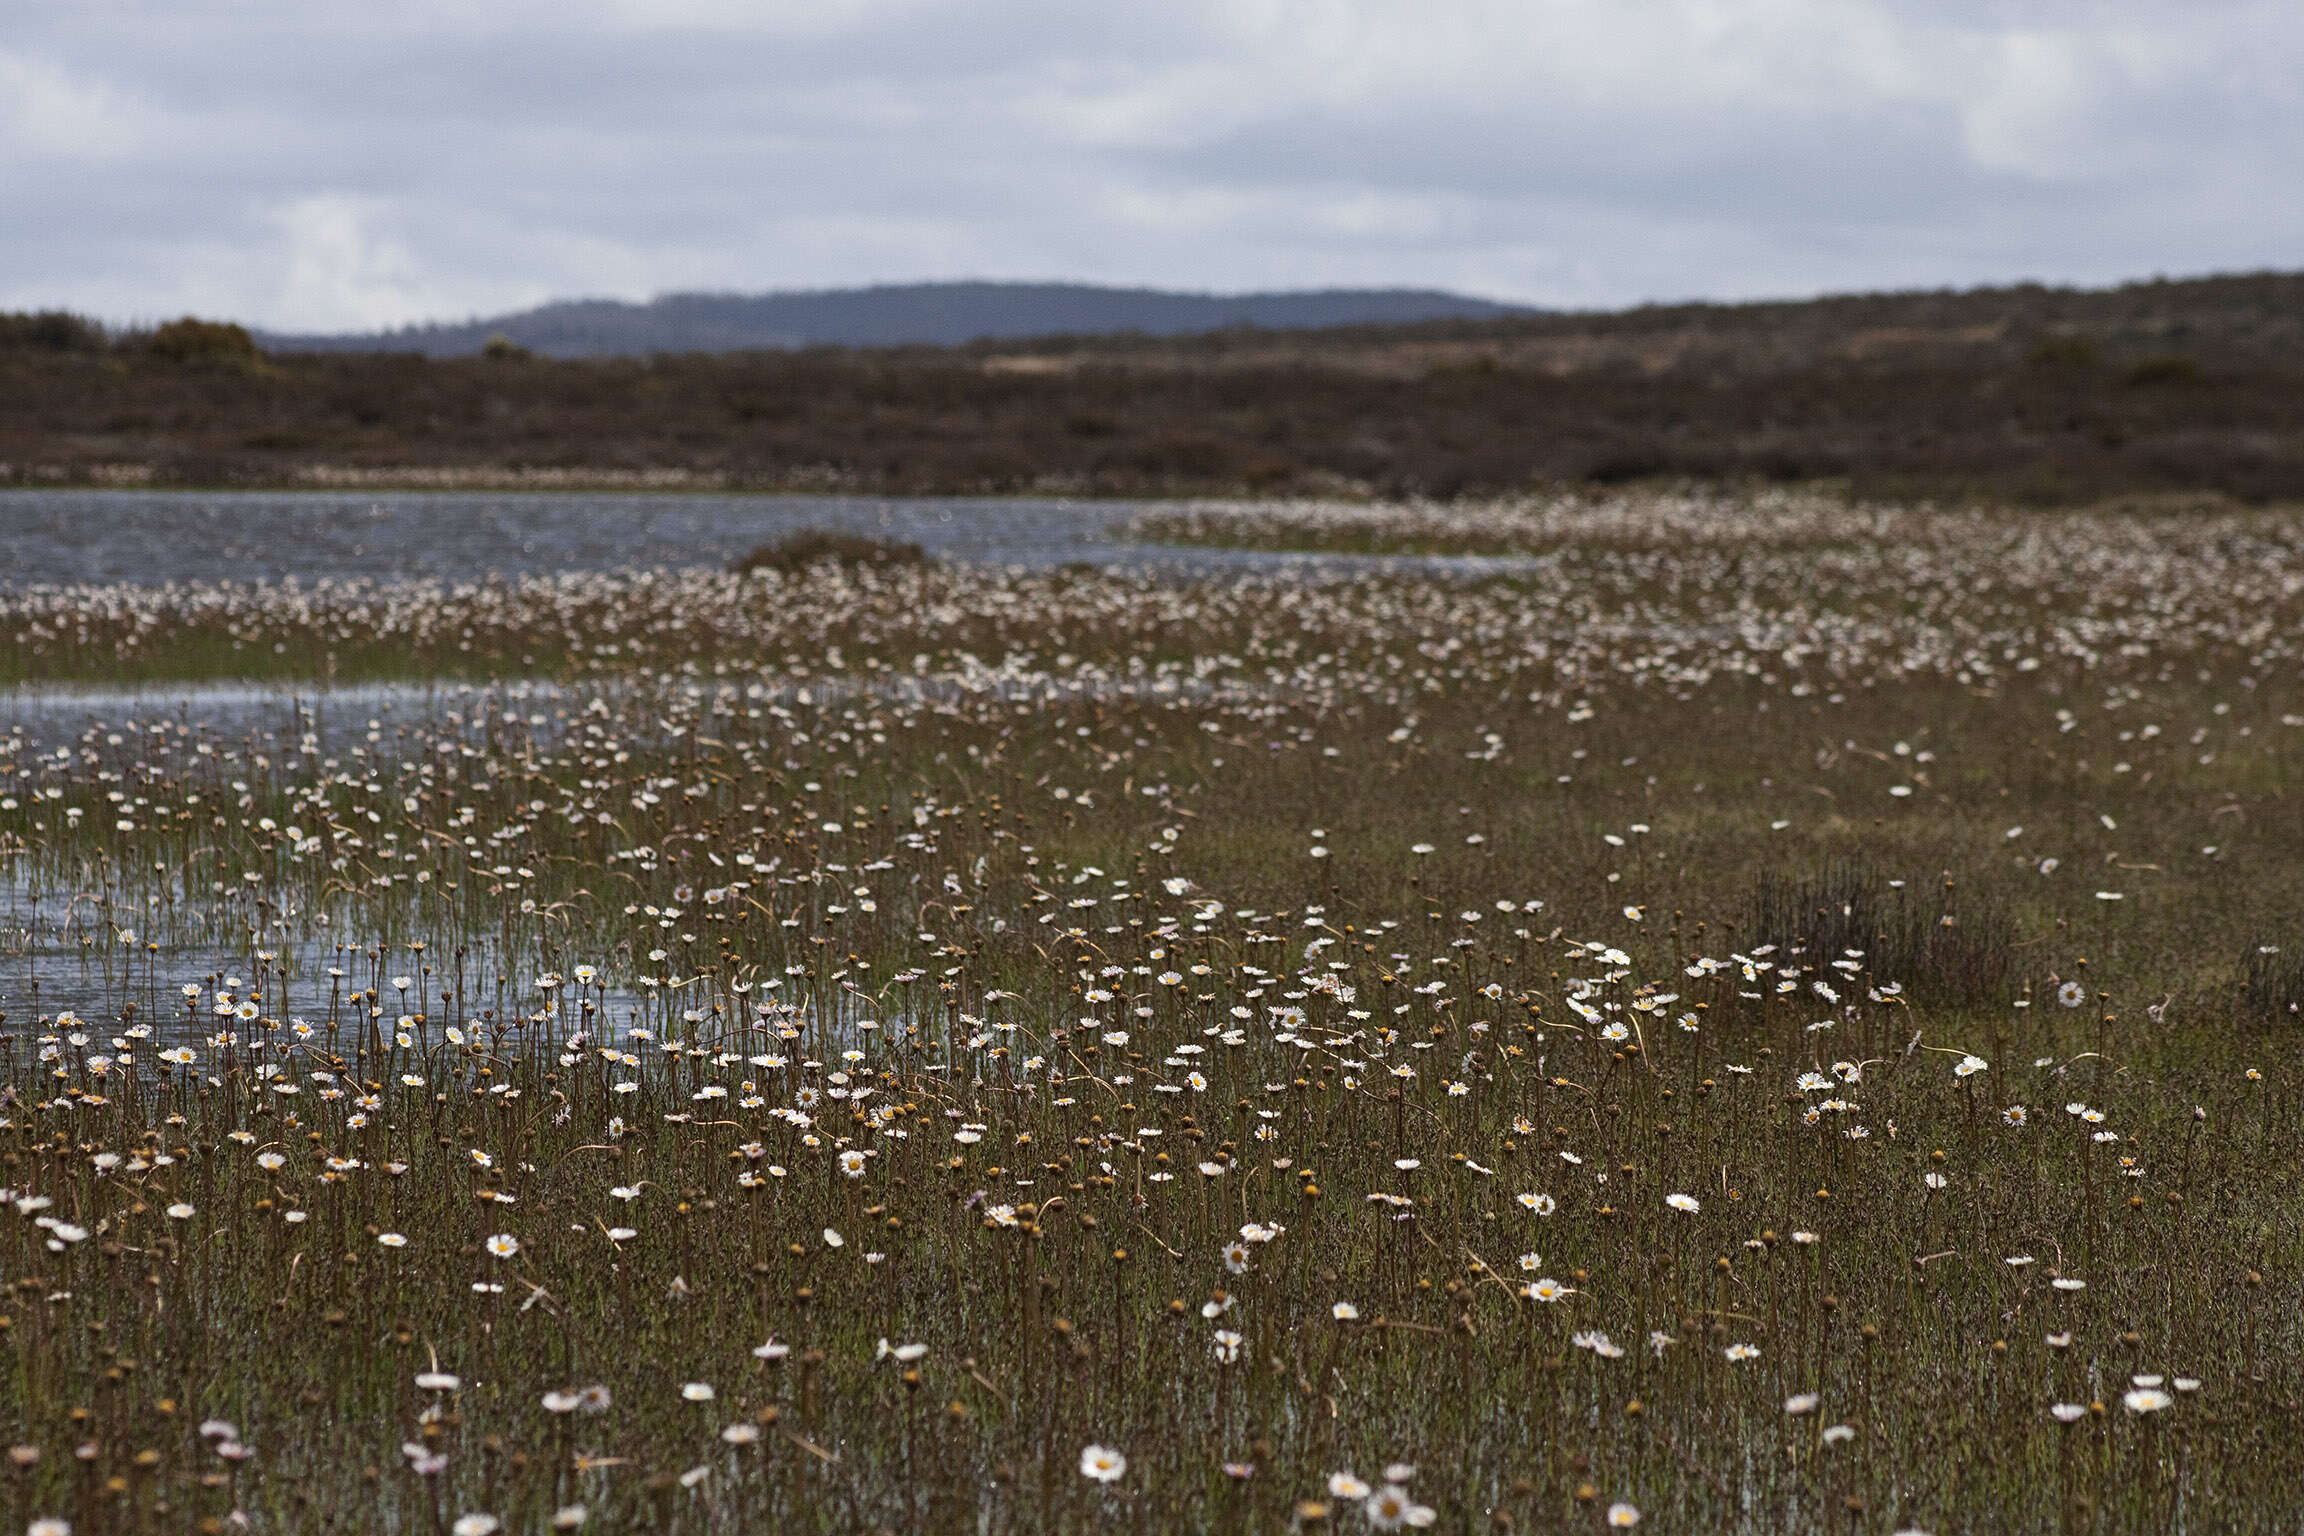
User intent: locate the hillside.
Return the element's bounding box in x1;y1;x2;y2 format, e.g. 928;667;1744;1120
254;281;1534;358
5;269;2304;504
954;269;2304;376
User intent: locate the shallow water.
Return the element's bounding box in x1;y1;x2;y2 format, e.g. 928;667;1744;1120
0;677;573;755
0;868;654;1047
0;870;858;1055
0;668;1250;762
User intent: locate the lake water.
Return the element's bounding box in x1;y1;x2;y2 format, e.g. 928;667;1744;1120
0;487;1541;586
0;488;1152;586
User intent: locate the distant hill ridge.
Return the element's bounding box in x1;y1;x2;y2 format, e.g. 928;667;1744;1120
257;281;1534;358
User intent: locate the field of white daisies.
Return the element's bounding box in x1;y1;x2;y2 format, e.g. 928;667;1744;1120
3;488;2303;1534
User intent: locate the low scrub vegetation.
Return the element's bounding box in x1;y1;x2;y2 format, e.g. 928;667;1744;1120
7;272;2304;502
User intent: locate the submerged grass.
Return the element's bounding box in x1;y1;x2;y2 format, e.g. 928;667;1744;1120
2;489;2304;1532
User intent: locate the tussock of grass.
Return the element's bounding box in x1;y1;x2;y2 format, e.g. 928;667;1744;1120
2241;943;2304;1023
728;528;931;576
1748;861;2016;1010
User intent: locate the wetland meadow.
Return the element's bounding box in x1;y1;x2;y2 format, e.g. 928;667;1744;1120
2;487;2302;1533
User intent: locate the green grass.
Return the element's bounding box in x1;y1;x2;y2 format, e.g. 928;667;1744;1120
4;492;2304;1532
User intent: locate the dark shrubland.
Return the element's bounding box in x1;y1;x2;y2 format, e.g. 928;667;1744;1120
6;271;2304;501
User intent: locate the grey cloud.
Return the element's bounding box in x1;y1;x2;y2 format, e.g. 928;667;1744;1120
3;1;2301;329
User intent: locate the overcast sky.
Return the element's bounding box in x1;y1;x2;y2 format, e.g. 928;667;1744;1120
5;1;2300;332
